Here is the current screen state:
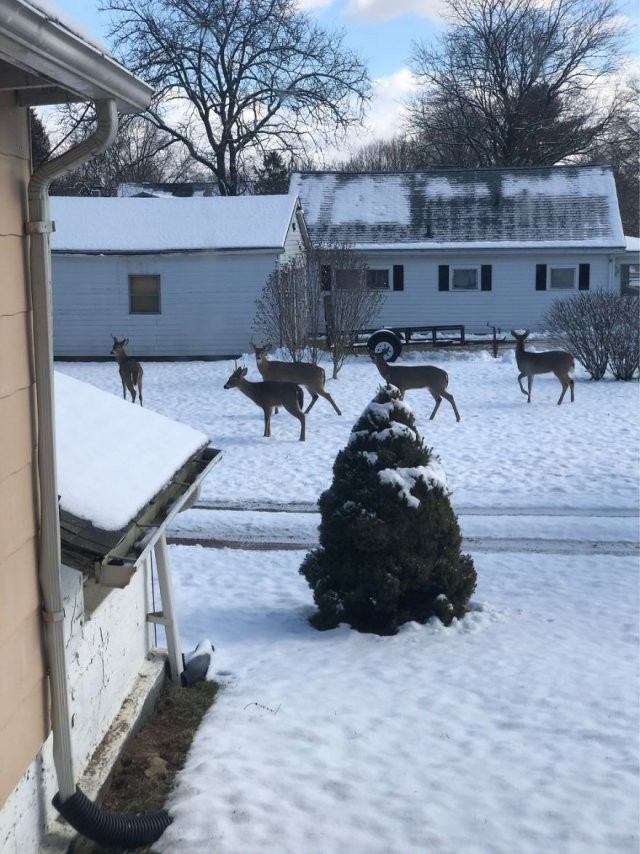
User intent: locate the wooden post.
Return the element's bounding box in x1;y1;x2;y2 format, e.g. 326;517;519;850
150;532;184;685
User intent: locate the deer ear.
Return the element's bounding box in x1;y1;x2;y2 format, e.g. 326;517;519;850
241;367;248;377
124;338;129;345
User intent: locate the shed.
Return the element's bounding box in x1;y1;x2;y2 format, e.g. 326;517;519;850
289;166;629;334
50;193;309;359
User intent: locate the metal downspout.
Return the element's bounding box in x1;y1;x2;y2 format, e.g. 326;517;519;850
27;99;119;803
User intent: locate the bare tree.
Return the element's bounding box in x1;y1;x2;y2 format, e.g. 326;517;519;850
101;0;370;195
253;245;386;377
48;107;194;195
407;0;627;167
333;135;423;172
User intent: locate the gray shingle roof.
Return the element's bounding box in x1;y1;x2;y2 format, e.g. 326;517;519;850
289;166;624;249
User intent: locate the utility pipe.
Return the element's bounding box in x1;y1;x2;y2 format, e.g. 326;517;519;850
27;99;119;803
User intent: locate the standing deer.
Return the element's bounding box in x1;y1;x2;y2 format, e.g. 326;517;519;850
511;330;575;405
251;343;341;416
224;365;306;441
110;336;143;406
369;349;461;422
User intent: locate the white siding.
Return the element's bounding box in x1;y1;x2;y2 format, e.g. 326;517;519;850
363;251;615;333
52;250;283;357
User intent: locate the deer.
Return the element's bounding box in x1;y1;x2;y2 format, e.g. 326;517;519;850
368;349;461;422
251;343;341;416
224;365;306;441
110;336;143;406
510;330;575;405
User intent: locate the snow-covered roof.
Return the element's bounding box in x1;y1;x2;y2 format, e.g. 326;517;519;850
50;194;299;252
55;372;209;531
290;166;625;250
625;235;640;253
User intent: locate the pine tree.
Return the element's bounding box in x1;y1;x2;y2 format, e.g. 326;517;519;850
300;386;476;634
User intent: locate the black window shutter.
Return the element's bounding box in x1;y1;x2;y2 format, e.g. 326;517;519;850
481;265;492;291
579;264;590;290
392;265;404;291
438;265;450;291
535;264;547;291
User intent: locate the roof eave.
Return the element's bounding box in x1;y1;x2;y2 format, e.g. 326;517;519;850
0;0;153;113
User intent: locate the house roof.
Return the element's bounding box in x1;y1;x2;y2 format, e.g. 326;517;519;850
289;166;625;251
50;193;301;253
0;0;152;113
117;182;220;198
55;371;223;574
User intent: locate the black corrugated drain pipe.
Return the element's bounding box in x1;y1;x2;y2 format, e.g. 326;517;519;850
53;787;172;848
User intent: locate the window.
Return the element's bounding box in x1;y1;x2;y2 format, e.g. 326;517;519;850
129;275;160;313
451;267;479;290
549;266;576;290
367;269;389;289
335;269;360;289
621;264;640;296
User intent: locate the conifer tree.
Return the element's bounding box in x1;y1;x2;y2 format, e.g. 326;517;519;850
300;386;476;634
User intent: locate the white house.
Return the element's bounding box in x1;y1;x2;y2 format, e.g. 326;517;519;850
50;193;309;359
289;166;635;336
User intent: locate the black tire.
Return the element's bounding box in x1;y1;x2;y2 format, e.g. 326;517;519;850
367;329;402;362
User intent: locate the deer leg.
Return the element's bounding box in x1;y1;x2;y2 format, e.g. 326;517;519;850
318;389;342;415
120;377;127;400
442;390;461;422
283;402;306;441
125;379;136;404
569;377;575;402
263;407;272;437
428;392;442;420
517;373;529;397
136;369;143;407
304;392;319;415
526;375;533;403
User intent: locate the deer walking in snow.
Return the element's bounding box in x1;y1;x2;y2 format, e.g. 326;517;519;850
224;365;306;441
110;336;143;406
251;343;341;415
511;330;575;405
369;349;461;422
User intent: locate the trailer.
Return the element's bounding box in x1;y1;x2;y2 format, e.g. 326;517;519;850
364;325;506;362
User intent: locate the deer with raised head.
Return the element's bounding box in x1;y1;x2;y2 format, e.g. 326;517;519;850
224;365;306;441
110;336;143;406
369;349;461;422
511;330;575;405
251;343;341;416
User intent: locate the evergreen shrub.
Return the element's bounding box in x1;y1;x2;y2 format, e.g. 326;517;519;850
299;386;477;635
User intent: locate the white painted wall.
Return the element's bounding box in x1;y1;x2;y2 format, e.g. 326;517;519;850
0;560;154;854
52;249;286;358
360;250;617;334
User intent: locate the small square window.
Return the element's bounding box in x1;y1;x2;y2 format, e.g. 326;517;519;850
129;275;160;313
451;268;478;290
367;269;389;289
549;267;576;289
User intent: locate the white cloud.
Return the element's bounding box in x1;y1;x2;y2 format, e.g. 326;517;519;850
318;66;418;164
297;0;336;10
345;0;446;23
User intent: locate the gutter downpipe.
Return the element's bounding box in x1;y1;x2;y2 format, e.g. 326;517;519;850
27;99;119;803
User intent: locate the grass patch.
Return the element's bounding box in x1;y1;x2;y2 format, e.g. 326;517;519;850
73;678;218;853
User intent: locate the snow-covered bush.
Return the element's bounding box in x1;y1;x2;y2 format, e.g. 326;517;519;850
299;386;477;635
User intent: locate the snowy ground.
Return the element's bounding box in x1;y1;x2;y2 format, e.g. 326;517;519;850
55;346;640;854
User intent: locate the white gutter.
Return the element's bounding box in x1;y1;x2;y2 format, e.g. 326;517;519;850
27;99;119;803
0;0;153;112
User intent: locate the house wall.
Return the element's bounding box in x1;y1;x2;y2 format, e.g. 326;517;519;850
52;250;284;358
0;559;154;854
0;105;49;816
361;250;616;333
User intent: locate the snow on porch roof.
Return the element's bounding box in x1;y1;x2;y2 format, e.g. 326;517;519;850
290;165;625;250
50;193;300;253
55;372;211;532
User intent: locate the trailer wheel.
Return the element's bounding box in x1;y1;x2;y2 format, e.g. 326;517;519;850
367;329;402;362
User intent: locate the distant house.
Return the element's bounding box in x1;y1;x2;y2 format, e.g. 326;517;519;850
117;181;219;197
51;193;309;358
290;166;634;334
0;1;220;851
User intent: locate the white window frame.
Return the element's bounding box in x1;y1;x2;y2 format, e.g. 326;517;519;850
129;274;161;314
548;265;577;290
366;268;390;289
450;266;480;291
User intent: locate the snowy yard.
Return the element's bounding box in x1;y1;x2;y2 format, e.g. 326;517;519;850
55;346;639;854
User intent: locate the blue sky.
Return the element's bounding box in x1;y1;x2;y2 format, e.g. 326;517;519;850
49;0;639;157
